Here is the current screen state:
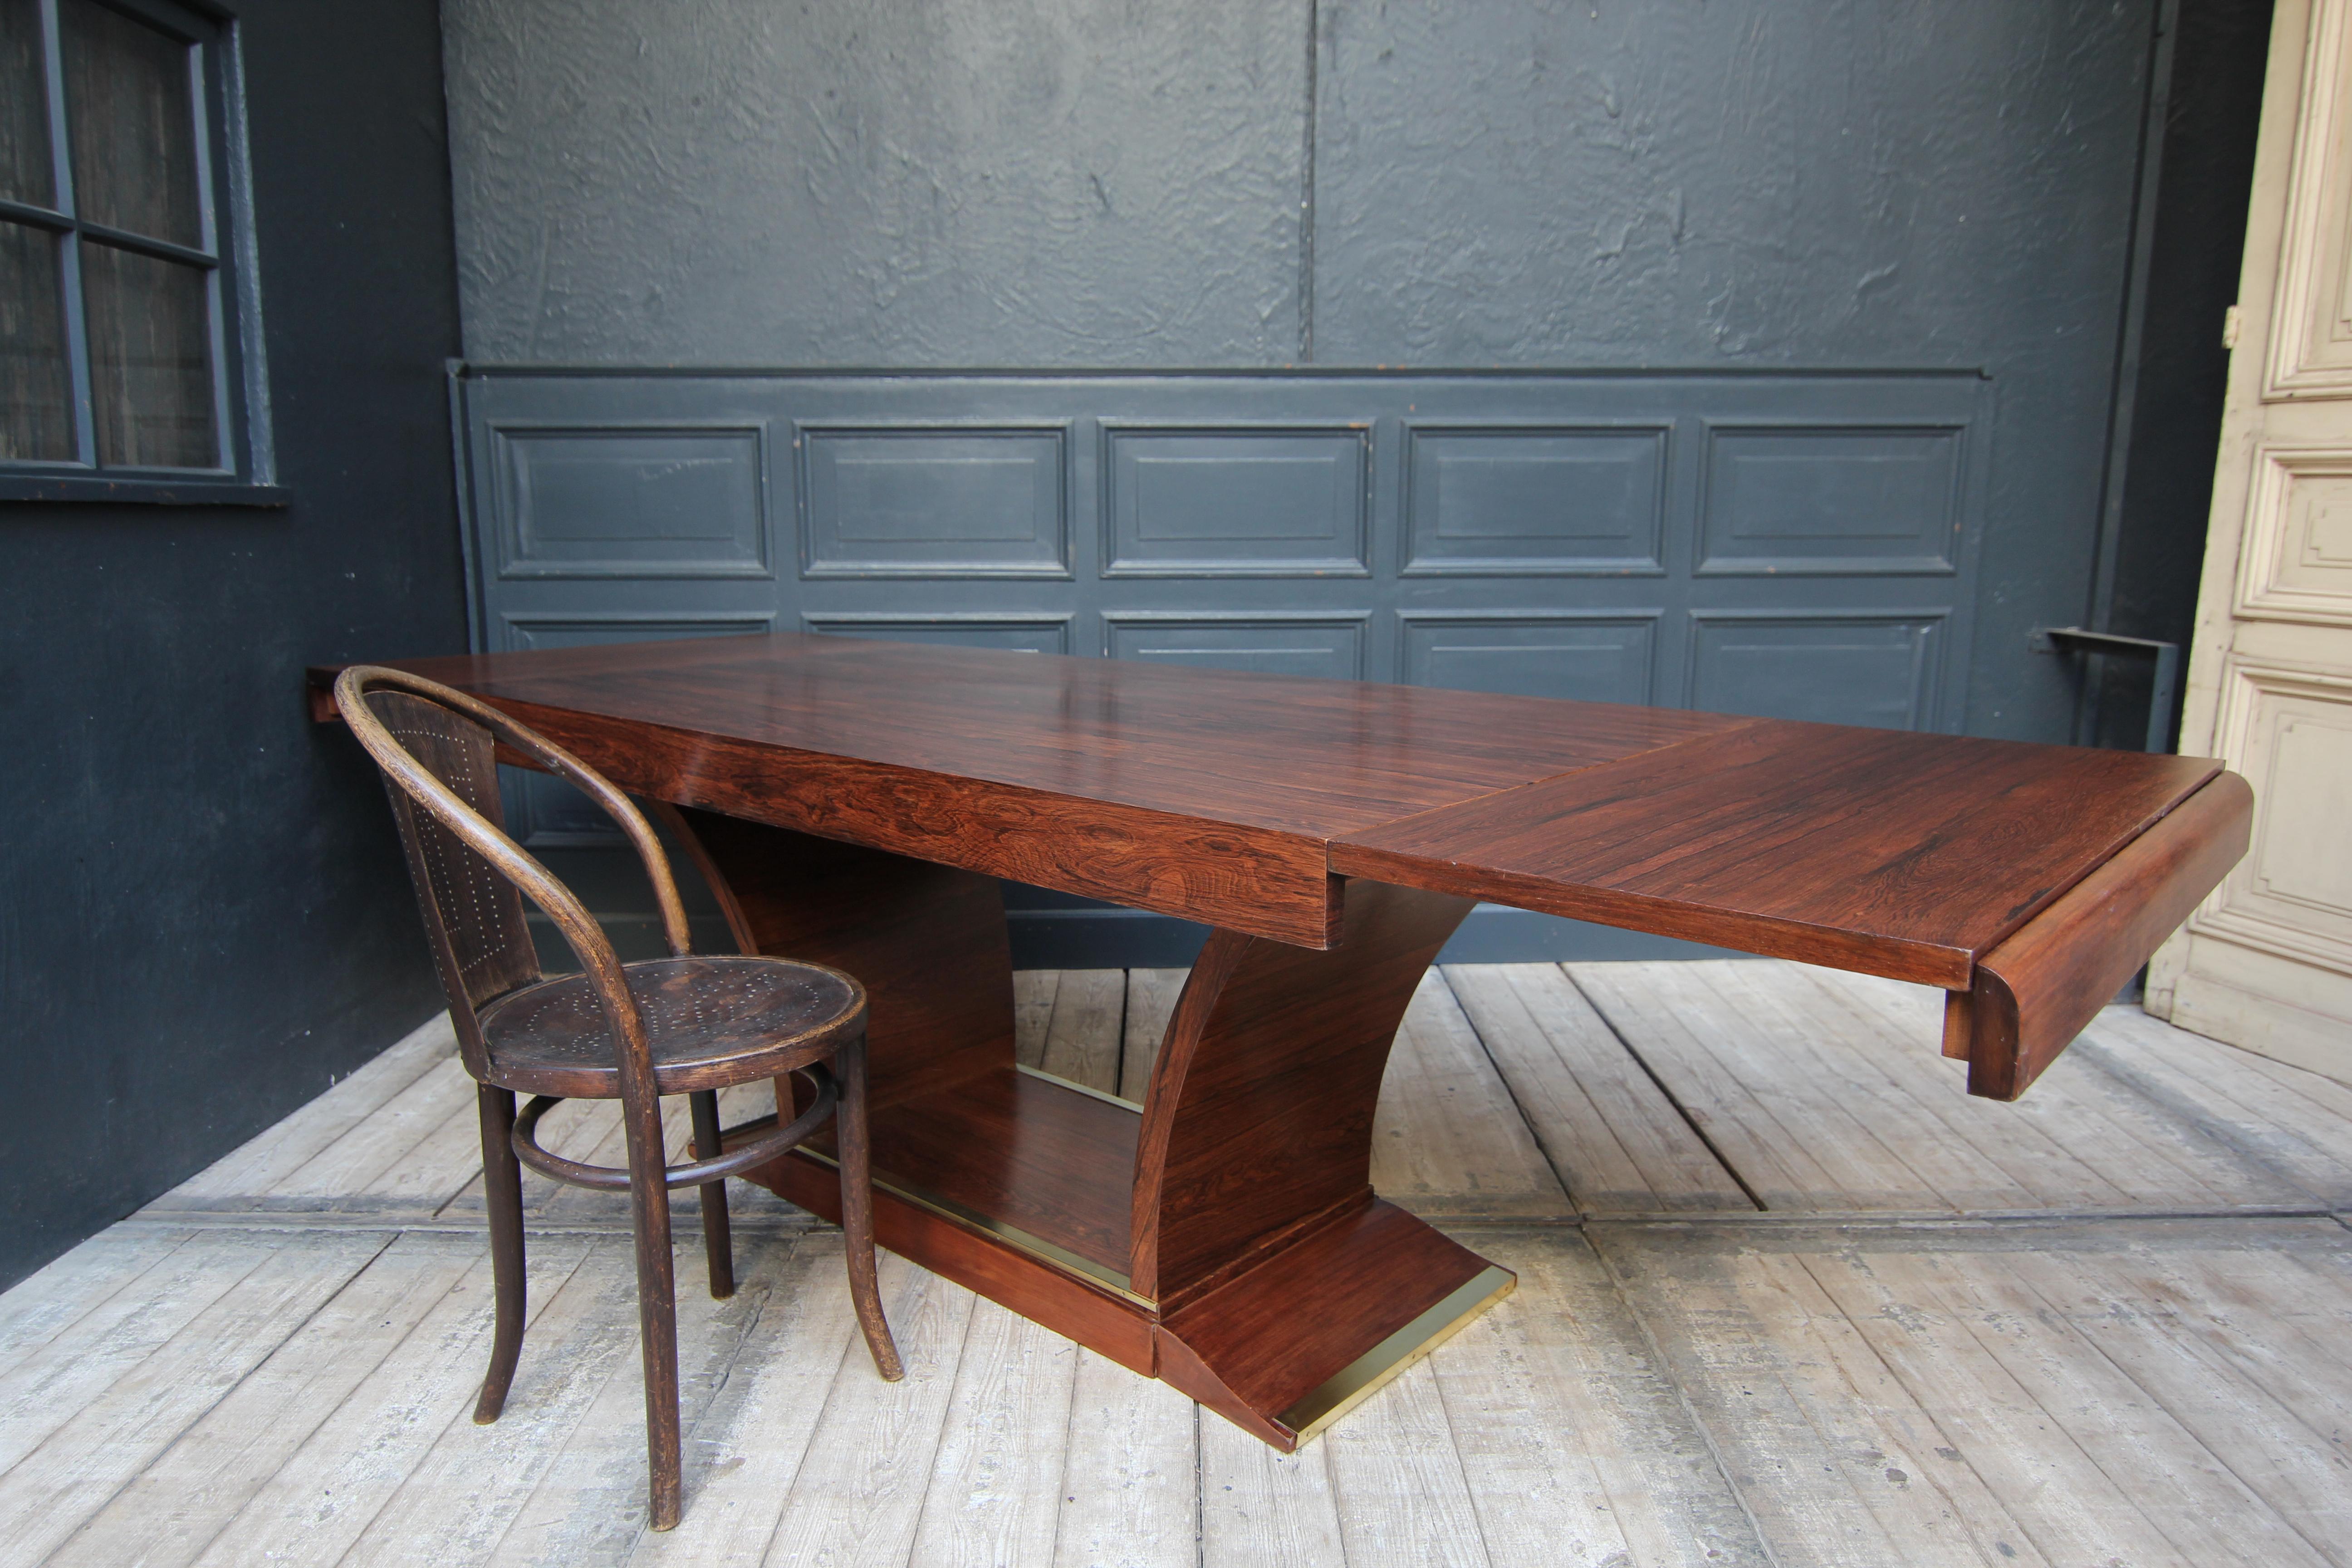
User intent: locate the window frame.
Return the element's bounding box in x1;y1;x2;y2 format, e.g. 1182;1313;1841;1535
0;0;279;505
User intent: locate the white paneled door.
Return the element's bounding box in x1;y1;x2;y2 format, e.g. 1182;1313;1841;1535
2149;0;2352;1079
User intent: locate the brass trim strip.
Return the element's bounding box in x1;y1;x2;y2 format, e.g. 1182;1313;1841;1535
793;1147;1152;1307
1014;1062;1143;1112
1279;1265;1517;1443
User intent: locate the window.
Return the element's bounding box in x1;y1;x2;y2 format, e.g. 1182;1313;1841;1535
1;0;273;500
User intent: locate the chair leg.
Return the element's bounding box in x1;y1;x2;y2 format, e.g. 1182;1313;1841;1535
621;1086;684;1531
688;1089;735;1300
473;1085;528;1425
835;1032;904;1382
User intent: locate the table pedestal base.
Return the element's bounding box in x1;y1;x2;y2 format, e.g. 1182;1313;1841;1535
669;809;1514;1450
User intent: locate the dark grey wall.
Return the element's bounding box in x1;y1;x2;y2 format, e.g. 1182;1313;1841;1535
443;0;1307;366
2091;0;2274;750
445;0;2172;743
0;0;466;1288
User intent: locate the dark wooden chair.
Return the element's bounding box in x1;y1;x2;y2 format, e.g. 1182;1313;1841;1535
332;664;902;1531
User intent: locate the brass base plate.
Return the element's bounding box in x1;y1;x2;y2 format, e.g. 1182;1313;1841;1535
1279;1264;1519;1444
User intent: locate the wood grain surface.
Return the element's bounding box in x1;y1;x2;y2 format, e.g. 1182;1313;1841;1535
664;808;1015;1111
756;1152;1159;1377
1156;1199;1499;1450
1131;881;1476;1303
315;635;2246;1024
1333;718;2227;987
680;801;1513;1444
313;634;1739;946
307;637;2262;1452
1961;772;2256;1100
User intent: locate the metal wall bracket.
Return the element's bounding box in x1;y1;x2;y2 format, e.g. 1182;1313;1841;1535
2029;627;2181;753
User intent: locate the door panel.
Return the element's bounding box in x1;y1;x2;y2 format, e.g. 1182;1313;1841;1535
2151;0;2352;1079
799;427;1068;578
460;369;1990;737
491;426;769;578
1399;613;1658;706
1401;426;1668;576
1685;612;1945;730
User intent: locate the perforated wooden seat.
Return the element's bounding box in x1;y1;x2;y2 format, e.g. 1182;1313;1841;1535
332;664;900;1533
481;955;863;1098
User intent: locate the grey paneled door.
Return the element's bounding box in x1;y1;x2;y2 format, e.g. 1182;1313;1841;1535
458;369;1989;760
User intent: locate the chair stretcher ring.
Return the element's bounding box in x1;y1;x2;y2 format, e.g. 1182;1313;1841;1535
511;1063;839;1192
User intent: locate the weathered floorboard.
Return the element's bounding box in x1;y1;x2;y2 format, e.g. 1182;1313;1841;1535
463;1240;788;1566
1592;1216;2352;1568
1436;1228;1768;1568
1198;1405;1350;1568
760;1254;978;1568
627;1235;862;1568
2071;1005;2352;1207
1571;960;2327;1213
45;1230;477;1568
1368;973;1572;1219
1445;963;1749;1213
151;1011;456;1209
177;1233;598;1567
320;1234;651;1568
906;1296;1079;1568
0;1230;394;1565
1049;1349;1198;1568
10;966;2352;1568
1322;1359;1493;1568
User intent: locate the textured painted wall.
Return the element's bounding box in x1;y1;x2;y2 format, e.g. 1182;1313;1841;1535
1314;2;2142;365
441;0;2171;742
0;0;465;1288
1308;0;2155;736
444;0;1308;365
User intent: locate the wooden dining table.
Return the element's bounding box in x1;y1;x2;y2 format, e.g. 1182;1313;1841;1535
309;632;2251;1450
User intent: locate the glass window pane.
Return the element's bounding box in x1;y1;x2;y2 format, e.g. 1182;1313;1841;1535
62;0;200;248
0;220;73;461
0;0;53;207
82;238;214;467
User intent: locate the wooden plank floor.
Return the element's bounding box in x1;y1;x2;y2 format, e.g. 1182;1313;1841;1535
11;960;2352;1566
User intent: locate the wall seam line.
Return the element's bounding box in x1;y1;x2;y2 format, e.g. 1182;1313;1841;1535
1298;0;1318;365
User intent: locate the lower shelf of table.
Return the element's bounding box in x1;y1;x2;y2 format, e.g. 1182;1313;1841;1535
741;1063;1516;1450
782;1060;1142;1289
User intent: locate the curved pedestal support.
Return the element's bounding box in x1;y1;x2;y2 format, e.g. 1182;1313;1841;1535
1132;882;1514;1447
668;810;1512;1450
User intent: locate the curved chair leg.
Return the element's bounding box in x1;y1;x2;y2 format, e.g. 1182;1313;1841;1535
835;1032;904;1382
687;1090;735;1300
473;1085;527;1425
620;1086;684;1531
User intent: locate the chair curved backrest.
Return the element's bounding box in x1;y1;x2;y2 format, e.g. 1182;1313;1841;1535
333;665;691;1093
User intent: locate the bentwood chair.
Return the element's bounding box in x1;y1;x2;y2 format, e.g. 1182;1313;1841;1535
333;665;902;1530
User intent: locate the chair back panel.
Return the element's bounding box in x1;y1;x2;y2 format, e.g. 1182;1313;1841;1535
366;690;542;1019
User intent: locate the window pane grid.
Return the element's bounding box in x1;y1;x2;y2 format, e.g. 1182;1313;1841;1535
2;0;230;477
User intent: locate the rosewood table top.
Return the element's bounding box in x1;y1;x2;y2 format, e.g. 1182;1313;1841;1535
312;631;2230;990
